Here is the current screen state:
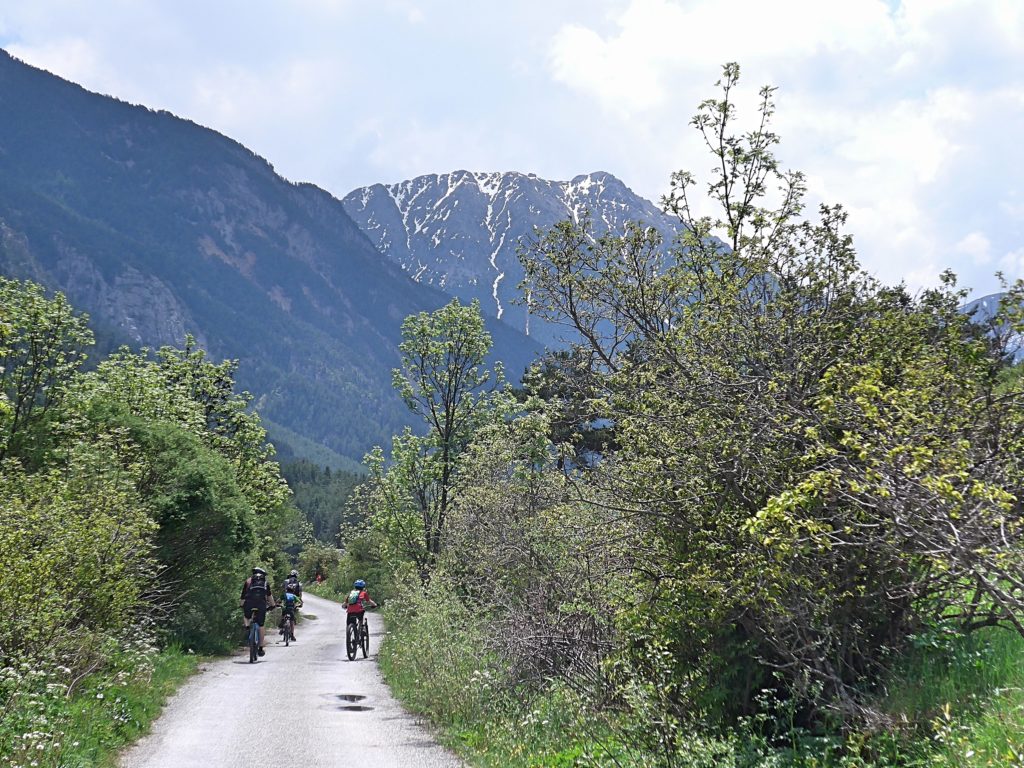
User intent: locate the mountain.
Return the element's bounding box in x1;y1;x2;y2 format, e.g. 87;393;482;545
962;291;1023;360
342;170;685;346
963;292;1005;323
0;50;541;467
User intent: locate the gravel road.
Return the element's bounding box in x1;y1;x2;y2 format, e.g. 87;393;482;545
119;594;463;768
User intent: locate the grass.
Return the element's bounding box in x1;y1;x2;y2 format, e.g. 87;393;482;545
57;646;201;768
374;580;640;767
879;627;1024;766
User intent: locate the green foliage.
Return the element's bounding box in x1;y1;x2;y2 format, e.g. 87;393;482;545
0;643;199;768
297;538;343;584
366;64;1024;768
378;572;504;726
281;459;363;542
0;277;296;762
0;277;93;462
519;63;1024;733
0;441;154;664
366;298;515;574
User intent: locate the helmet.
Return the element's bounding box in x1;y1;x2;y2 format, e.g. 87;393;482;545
289;570;298;578
354;579;366;589
252;567;267;575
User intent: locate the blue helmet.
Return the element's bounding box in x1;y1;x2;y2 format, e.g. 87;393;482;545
354;579;366;589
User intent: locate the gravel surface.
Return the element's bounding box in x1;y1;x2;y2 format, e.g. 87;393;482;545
119;594;464;768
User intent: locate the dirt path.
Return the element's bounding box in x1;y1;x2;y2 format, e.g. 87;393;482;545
119;594;463;768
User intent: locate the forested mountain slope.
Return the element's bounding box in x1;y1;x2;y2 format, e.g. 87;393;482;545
0;50;541;464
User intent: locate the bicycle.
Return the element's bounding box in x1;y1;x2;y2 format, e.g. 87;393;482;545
346;614;369;660
281;610;296;647
248;605;279;662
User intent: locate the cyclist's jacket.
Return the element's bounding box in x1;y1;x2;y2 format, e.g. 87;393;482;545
240;573;271;609
280;592;301;615
345;588;371;615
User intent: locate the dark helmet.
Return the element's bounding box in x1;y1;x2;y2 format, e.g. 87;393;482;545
354;579;366;589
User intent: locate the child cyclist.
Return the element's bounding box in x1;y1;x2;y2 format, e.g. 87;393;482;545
345;579;377;633
279;588;303;642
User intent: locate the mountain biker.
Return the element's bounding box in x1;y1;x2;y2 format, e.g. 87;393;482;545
345;578;377;632
278;589;303;642
284;569;303;598
240;566;276;656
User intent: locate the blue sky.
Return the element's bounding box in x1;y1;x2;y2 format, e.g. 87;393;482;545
1;0;1021;298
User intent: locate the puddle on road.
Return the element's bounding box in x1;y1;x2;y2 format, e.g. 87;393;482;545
337;694;366;702
338;705;374;711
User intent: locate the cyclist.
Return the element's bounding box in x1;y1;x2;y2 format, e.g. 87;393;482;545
278;588;303;642
345;578;377;635
284;569;303;598
240;566;276;657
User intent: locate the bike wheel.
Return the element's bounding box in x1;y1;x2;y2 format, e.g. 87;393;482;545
361;618;369;658
346;622;357;661
284;618;290;647
249;623;258;663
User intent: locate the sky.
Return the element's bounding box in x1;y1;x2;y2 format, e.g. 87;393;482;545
1;0;1022;299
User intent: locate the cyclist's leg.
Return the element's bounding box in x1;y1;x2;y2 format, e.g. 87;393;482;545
254;607;268;651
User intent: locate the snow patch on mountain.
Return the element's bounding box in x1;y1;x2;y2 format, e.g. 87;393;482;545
342;171;684;346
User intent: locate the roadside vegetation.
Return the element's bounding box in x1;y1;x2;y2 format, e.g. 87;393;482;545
355;64;1024;766
0;282;300;766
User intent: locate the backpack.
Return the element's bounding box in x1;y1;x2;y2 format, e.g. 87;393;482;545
285;576;300;595
347;589;361;606
247;572;268;599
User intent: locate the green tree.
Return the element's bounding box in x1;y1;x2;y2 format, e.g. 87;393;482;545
366;299;512;573
0;278;93;461
520;63;1024;730
61;339;294;650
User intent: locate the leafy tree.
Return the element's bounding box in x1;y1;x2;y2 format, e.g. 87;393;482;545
520;63;1024;730
515;349;616;465
446;412;626;689
0;437;154;663
365;299;513;574
0;278;93;461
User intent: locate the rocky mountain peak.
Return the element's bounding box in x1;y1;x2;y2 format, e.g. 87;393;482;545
342;170;683;346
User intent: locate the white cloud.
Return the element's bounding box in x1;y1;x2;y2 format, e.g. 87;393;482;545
546;0;1024;295
955;232;993;265
6;37;112;89
1000;248;1024;280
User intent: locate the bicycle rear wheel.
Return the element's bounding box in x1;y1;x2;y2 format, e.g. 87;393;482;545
249;622;258;663
346;621;357;661
284;617;291;647
361;618;369;658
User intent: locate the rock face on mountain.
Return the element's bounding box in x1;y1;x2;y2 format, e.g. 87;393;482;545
342;171;685;346
0;50;541;467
